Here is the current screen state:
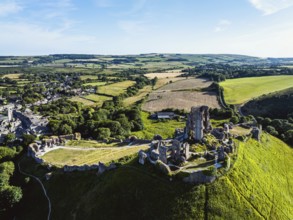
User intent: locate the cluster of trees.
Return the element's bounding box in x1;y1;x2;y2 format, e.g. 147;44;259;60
0;77;17;86
241;88;293;146
256;117;293;146
181;64;293;82
0;147;23;216
35;99;143;140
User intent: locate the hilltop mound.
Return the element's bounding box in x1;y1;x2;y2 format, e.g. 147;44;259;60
16;134;292;220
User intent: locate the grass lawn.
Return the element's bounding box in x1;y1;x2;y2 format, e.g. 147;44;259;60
41;145;149;166
230;126;251;136
220;75;293;104
65;140;118;148
131;111;185;139
98;80;135;96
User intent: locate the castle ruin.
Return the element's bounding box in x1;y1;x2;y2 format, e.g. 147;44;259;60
185;106;212;141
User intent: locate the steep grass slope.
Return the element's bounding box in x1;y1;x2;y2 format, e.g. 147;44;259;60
16;133;292;220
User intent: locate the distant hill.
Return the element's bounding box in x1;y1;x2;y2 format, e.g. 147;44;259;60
15;133;293;220
242;87;293;119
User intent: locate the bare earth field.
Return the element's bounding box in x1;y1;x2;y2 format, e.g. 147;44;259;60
142;90;220;112
142;78;219;112
145;72;183;79
158;78;212;91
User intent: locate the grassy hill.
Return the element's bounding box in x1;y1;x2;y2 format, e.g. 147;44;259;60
220;75;293;104
15;133;292;220
242;87;293;119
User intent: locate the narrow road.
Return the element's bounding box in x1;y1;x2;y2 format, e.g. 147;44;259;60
18;158;51;220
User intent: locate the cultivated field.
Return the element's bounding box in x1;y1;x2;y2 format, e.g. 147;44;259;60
80;75;98;80
220;75;293;104
41;145;149;166
98;80;135;96
2;73;22;79
154;77;185;89
143;91;220;112
145;72;183;79
158;78;213;91
83;82;107;86
142;78;219;112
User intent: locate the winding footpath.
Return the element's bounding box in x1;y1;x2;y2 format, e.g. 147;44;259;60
18;158;52;220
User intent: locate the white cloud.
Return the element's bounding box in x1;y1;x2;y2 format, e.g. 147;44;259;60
0;1;22;16
214;19;231;32
249;0;293;15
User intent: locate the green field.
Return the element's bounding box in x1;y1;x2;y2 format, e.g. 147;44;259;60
69;96;96;106
131;111;185;139
41;145;149;166
80;75;98;80
220;75;293;104
83;82;107;86
83;94;112;106
98;80;135;96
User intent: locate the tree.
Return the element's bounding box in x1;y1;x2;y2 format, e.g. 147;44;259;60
0;161;15;176
0;147;16;162
59;124;73;135
4;133;16;145
96;128;111;140
266;126;278;136
284;130;293;145
230;116;239;124
22;134;36;147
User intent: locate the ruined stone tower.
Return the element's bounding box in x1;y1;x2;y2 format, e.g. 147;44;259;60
185;106;211;141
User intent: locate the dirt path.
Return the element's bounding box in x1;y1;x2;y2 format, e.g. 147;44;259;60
18;158;52;220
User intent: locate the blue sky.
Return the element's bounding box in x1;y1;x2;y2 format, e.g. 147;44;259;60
0;0;293;57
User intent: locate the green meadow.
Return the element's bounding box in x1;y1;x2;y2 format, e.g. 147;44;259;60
220;75;293;104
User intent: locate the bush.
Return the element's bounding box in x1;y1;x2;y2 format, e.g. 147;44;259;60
0;147;16;162
0;161;15;176
0;185;23;209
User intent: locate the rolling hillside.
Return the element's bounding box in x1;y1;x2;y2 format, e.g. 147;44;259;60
220;75;293;104
15;133;293;220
